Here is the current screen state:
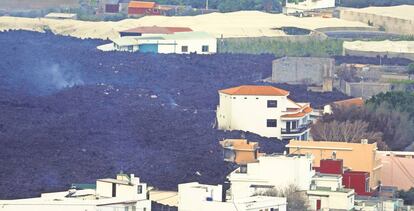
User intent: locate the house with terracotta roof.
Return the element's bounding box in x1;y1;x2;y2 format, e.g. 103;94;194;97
128;1;167;16
216;85;312;140
220;139;263;164
323;97;364;114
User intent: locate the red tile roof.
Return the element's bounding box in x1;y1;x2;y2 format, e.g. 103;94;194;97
332;97;364;107
128;1;156;9
281;106;313;118
219;85;289;96
120;26;192;34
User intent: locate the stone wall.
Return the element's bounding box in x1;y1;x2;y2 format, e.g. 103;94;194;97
272;57;334;91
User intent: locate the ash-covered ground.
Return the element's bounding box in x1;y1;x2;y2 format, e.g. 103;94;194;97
0;31;349;199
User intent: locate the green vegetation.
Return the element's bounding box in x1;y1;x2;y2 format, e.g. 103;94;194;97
367;91;414;119
387;79;414;85
408;63;414;74
397;188;414;205
218;38;343;57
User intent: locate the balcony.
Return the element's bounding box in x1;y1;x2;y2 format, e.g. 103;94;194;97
281;122;311;135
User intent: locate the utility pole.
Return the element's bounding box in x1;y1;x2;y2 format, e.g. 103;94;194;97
206;0;209;10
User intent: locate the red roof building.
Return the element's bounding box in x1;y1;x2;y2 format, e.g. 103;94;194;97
128;1;166;16
219;85;290;96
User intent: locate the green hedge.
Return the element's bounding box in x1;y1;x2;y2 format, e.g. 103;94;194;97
218;38;343;57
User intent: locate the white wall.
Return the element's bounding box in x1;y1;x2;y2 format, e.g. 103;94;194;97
228;155;315;200
308;191;354;211
217;93;289;138
285;0;335;11
157;39;217;54
178;182;287;211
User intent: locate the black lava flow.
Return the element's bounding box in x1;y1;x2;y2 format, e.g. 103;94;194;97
0;30;350;199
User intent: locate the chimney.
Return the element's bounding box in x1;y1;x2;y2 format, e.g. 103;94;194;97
130;174;135;184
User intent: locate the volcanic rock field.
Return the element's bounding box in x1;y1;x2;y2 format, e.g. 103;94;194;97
0;30;350;199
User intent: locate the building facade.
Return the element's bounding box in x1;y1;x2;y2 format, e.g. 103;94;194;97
178;182;287;211
227;154;315;200
287;140;382;191
216;85;312;140
0;173;151;211
308;173;355;211
284;0;335;14
339;5;414;35
98;31;217;54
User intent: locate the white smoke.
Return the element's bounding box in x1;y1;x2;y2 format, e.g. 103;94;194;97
46;64;84;90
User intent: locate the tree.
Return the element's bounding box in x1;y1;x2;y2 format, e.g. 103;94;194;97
255;184;309;211
397;188;414;205
408;63;414;74
315;93;414;150
311;120;386;149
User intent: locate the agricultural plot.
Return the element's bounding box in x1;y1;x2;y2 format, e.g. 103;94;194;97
0;31;349;199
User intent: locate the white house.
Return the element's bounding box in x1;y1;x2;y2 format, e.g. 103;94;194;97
216;85;312;141
178;182;287;211
307;173;355;211
283;0;335;15
0;173;151;211
97;31;217;54
227;154;315;200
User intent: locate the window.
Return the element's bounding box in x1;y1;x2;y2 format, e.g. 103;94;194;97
267;100;277;108
181;46;188;52
202;45;209;52
267;119;277;127
137;185;142;194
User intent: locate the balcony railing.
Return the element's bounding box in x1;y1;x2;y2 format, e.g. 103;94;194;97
281;122;311;135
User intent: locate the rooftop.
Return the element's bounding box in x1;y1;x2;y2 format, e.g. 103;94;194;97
281;106;313;118
128;1;156;9
332;97;364;107
220;139;259;151
97;178;132;185
120;26;192;34
308;186;354;193
44;13;77;18
111;37;139;46
287;140;378;150
341;5;414;21
344;40;414;54
219;85;289;96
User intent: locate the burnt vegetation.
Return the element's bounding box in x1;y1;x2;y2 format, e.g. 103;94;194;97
0;30;349;199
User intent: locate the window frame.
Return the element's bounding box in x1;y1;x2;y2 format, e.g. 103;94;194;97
181;46;188;53
202;45;209;52
267;100;278;108
267;119;277;127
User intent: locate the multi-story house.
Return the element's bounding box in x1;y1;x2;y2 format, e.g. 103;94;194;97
216;85;312;140
0;173;151;211
287;139;382;192
178;182;287;211
227;154;315;200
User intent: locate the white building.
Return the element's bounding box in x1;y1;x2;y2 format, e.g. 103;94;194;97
227;154;315;200
44;13;78;20
307;173;355;211
97;31;217;54
216;85;312;140
284;0;335;15
178;182;287;211
0;173;151;211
